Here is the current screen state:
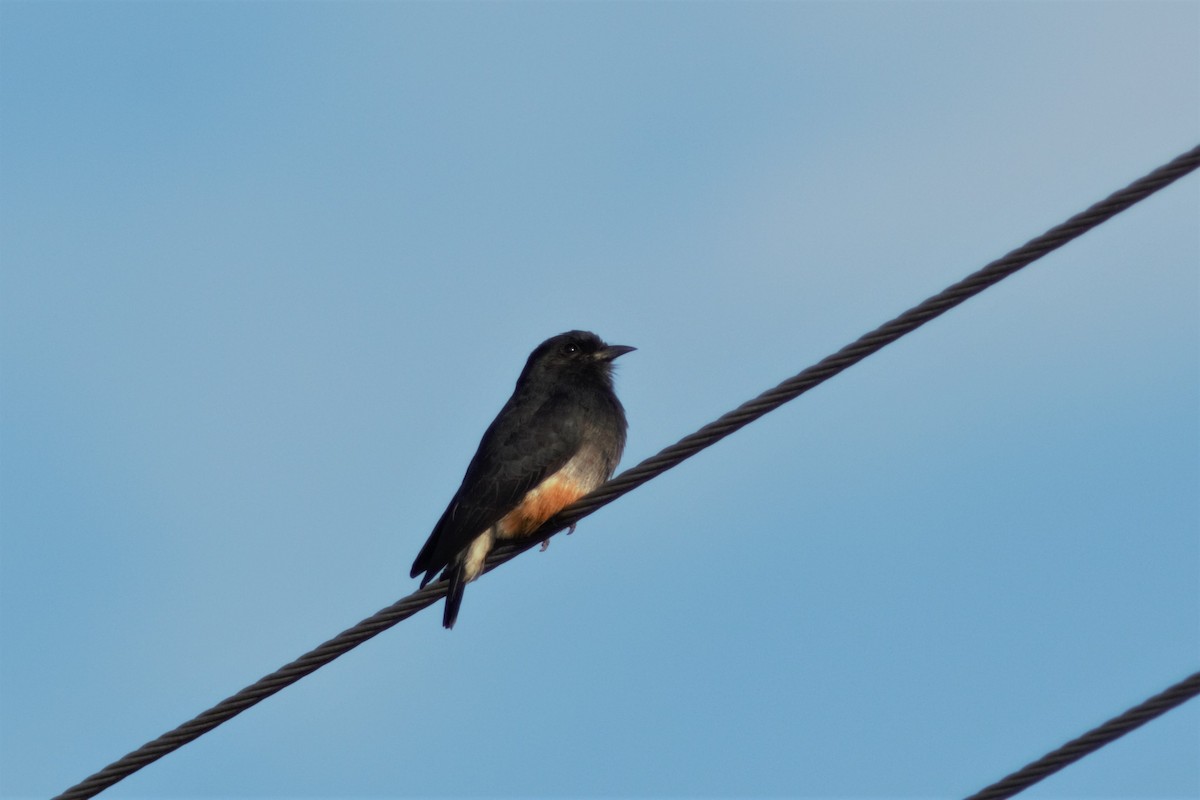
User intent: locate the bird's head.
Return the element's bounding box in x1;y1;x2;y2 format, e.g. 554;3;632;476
518;330;635;388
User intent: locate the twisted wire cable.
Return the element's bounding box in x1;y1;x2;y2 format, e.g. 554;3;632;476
54;143;1200;800
964;670;1200;800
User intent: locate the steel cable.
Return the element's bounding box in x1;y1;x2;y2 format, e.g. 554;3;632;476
54;143;1200;800
964;670;1200;800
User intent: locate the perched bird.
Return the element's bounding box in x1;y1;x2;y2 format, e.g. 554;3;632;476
411;330;634;628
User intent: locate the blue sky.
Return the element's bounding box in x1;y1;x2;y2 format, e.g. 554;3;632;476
1;2;1197;798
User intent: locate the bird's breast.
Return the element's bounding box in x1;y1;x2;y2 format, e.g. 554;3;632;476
495;443;614;540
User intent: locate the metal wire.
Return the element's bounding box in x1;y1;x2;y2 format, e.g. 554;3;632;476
965;670;1200;800
54;143;1200;800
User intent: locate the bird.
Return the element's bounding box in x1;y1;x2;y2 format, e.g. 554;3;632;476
411;330;634;629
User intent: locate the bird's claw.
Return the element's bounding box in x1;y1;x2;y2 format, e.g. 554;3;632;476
567;523;577;535
539;539;550;552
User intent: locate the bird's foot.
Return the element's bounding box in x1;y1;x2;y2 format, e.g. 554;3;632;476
542;523;576;551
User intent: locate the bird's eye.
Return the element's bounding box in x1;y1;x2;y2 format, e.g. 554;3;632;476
563;343;580;355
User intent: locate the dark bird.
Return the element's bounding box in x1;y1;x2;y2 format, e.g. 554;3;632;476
411;330;634;629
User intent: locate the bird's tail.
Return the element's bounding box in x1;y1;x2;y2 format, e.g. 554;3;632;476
443;563;466;629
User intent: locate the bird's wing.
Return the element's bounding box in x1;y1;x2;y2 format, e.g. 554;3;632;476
410;392;584;582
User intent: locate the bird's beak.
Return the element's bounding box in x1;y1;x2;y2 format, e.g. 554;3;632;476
596;344;636;362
